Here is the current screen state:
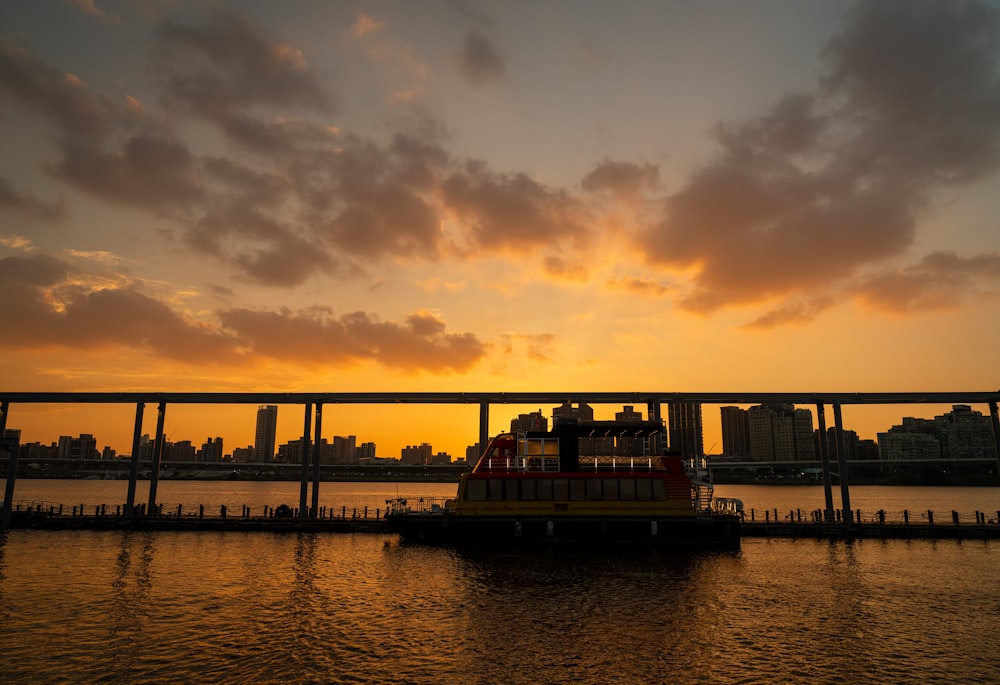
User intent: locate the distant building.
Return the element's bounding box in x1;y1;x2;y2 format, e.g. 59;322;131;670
748;405;815;461
401;443;433;465
878;405;997;460
667;403;703;458
720;406;751;458
429;451;452;465
199;437;224;463
466;443;481;463
510;410;547;433
615;405;644;423
552;402;594;424
57;433;99;460
333;435;358;465
232;445;255;463
255;405;278;462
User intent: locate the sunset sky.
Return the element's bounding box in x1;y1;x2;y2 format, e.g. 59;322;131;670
2;1;999;458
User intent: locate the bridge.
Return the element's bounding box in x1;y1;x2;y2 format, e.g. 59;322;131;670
2;390;999;530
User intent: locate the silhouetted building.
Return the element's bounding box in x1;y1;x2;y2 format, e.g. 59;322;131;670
232;445;255;462
552;402;594;424
720;406;751;458
615;405;644;422
57;433;98;460
255;405;278;462
333;435;358;465
199;437;224;463
748;404;815;461
667;403;703;458
878;405;997;460
401;443;432;465
510;410;547;433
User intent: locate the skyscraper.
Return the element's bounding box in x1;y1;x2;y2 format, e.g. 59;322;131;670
667;402;704;457
255;405;278;462
720;406;751;458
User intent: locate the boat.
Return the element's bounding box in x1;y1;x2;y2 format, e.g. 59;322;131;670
386;418;742;549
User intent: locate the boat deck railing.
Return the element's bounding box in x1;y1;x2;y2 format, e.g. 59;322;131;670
385;497;451;516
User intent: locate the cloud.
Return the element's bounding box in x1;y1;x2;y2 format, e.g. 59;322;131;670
52;134;205;213
218;307;487;373
0;36;117;137
155;13;333;115
581;160;660;204
637;1;1000;319
852;251;1000;313
350;11;384;38
0;177;65;221
442;159;588;252
0;252;489;373
456;30;506;86
68;0;119;23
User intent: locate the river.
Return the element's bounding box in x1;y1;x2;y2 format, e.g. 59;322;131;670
1;481;999;683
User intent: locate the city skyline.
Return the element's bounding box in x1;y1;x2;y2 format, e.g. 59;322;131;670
7;400;995;463
2;2;1000;459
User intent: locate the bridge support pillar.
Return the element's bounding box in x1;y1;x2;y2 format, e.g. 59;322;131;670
147;401;167;514
816;403;834;521
478;402;490;458
311;403;323;519
299;403;312;522
125;402;145;519
989;401;1000;475
2;400;17;530
834;403;851;523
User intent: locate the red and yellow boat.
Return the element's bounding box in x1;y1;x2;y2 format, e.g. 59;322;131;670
387;419;742;549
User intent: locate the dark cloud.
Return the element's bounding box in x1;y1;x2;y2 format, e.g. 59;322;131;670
581;161;660;201
0;177;65;221
0;252;488;373
219;308;487;373
52;135;205;213
852;251;1000;313
639;0;1000;318
442;160;588;252
0;36;115;137
0;253;237;361
156;13;333;114
457;30;506;86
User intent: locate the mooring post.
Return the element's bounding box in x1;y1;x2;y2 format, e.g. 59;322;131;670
478;401;490;458
833;403;852;523
125;402;145;519
311;403;323;519
299;403;312;522
816;403;834;521
147;401;167;515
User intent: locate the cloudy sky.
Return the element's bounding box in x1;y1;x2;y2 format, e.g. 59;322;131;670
2;0;999;457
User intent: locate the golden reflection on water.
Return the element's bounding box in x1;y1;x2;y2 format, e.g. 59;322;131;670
0;532;999;684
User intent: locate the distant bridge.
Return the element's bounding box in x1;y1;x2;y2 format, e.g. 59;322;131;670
2;390;999;530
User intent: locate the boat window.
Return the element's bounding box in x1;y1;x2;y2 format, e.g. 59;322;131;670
504;479;520;501
466;479;486;501
636;478;653;501
619;479;636;501
586;479;603;500
537;479;553;500
603;480;619;501
488;479;504;501
552;478;569;500
652;479;667;501
521;479;536;501
569;479;586;501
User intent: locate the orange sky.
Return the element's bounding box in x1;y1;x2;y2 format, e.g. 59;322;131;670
2;1;999;458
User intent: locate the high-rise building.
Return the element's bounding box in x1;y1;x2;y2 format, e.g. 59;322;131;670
510;410;547;433
255;405;278;463
748;404;816;461
720;406;751;458
667;403;703;457
552;402;594;424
